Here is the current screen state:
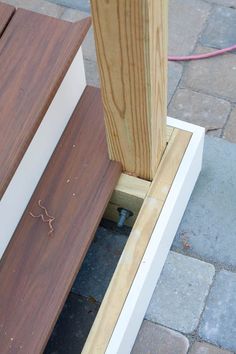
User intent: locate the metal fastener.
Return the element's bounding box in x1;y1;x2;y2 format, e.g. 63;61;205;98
117;208;133;228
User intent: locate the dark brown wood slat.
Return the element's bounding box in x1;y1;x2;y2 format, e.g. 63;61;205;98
0;86;121;353
0;2;15;37
0;8;91;199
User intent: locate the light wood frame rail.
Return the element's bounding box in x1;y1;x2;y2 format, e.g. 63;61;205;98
83;118;205;353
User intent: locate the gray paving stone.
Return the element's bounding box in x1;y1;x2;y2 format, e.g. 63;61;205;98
132;320;189;354
201;6;236;49
59;0;210;55
145;251;215;334
76;27;96;62
173;136;236;267
207;128;222;137
223;106;236;143
61;10;184;96
61;10;183;100
48;0;90;13
45;293;99;354
60;8;96;62
199;270;236;352
168;62;183;104
60;7;87;22
168;88;231;133
206;0;236;9
181;46;236;102
189;341;233;354
169;0;211;56
71;227;127;302
2;0;64;17
84;59;100;87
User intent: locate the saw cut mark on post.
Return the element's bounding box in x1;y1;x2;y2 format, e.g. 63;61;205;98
91;0;168;180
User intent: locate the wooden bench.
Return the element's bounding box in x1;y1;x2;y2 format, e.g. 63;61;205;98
0;2;204;353
0;4;121;353
0;3;91;258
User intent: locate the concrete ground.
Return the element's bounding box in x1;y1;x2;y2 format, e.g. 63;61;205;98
2;0;236;353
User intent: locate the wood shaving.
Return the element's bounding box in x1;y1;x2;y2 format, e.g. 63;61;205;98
38;200;54;220
29;212;48;223
30;200;55;235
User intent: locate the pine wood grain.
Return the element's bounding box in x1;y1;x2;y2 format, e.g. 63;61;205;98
0;8;91;199
0;86;121;354
104;173;151;227
91;0;168;180
0;2;14;37
104;126;175;227
83;128;192;354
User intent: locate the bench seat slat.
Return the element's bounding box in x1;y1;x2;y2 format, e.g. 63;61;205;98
0;2;14;37
0;86;121;353
0;7;90;198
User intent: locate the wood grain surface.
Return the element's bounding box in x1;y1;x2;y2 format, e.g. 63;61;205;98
104;126;175;227
83;128;192;353
104;173;151;227
0;2;14;37
0;86;121;353
91;0;168;180
0;8;91;199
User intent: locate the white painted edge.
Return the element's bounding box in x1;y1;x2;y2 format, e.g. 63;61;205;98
0;48;86;260
105;118;205;354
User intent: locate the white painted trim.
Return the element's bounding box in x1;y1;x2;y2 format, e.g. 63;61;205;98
0;48;86;259
105;118;205;354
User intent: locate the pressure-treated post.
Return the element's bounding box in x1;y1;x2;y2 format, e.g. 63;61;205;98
91;0;168;180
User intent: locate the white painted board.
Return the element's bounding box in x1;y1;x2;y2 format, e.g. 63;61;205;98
105;118;205;354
